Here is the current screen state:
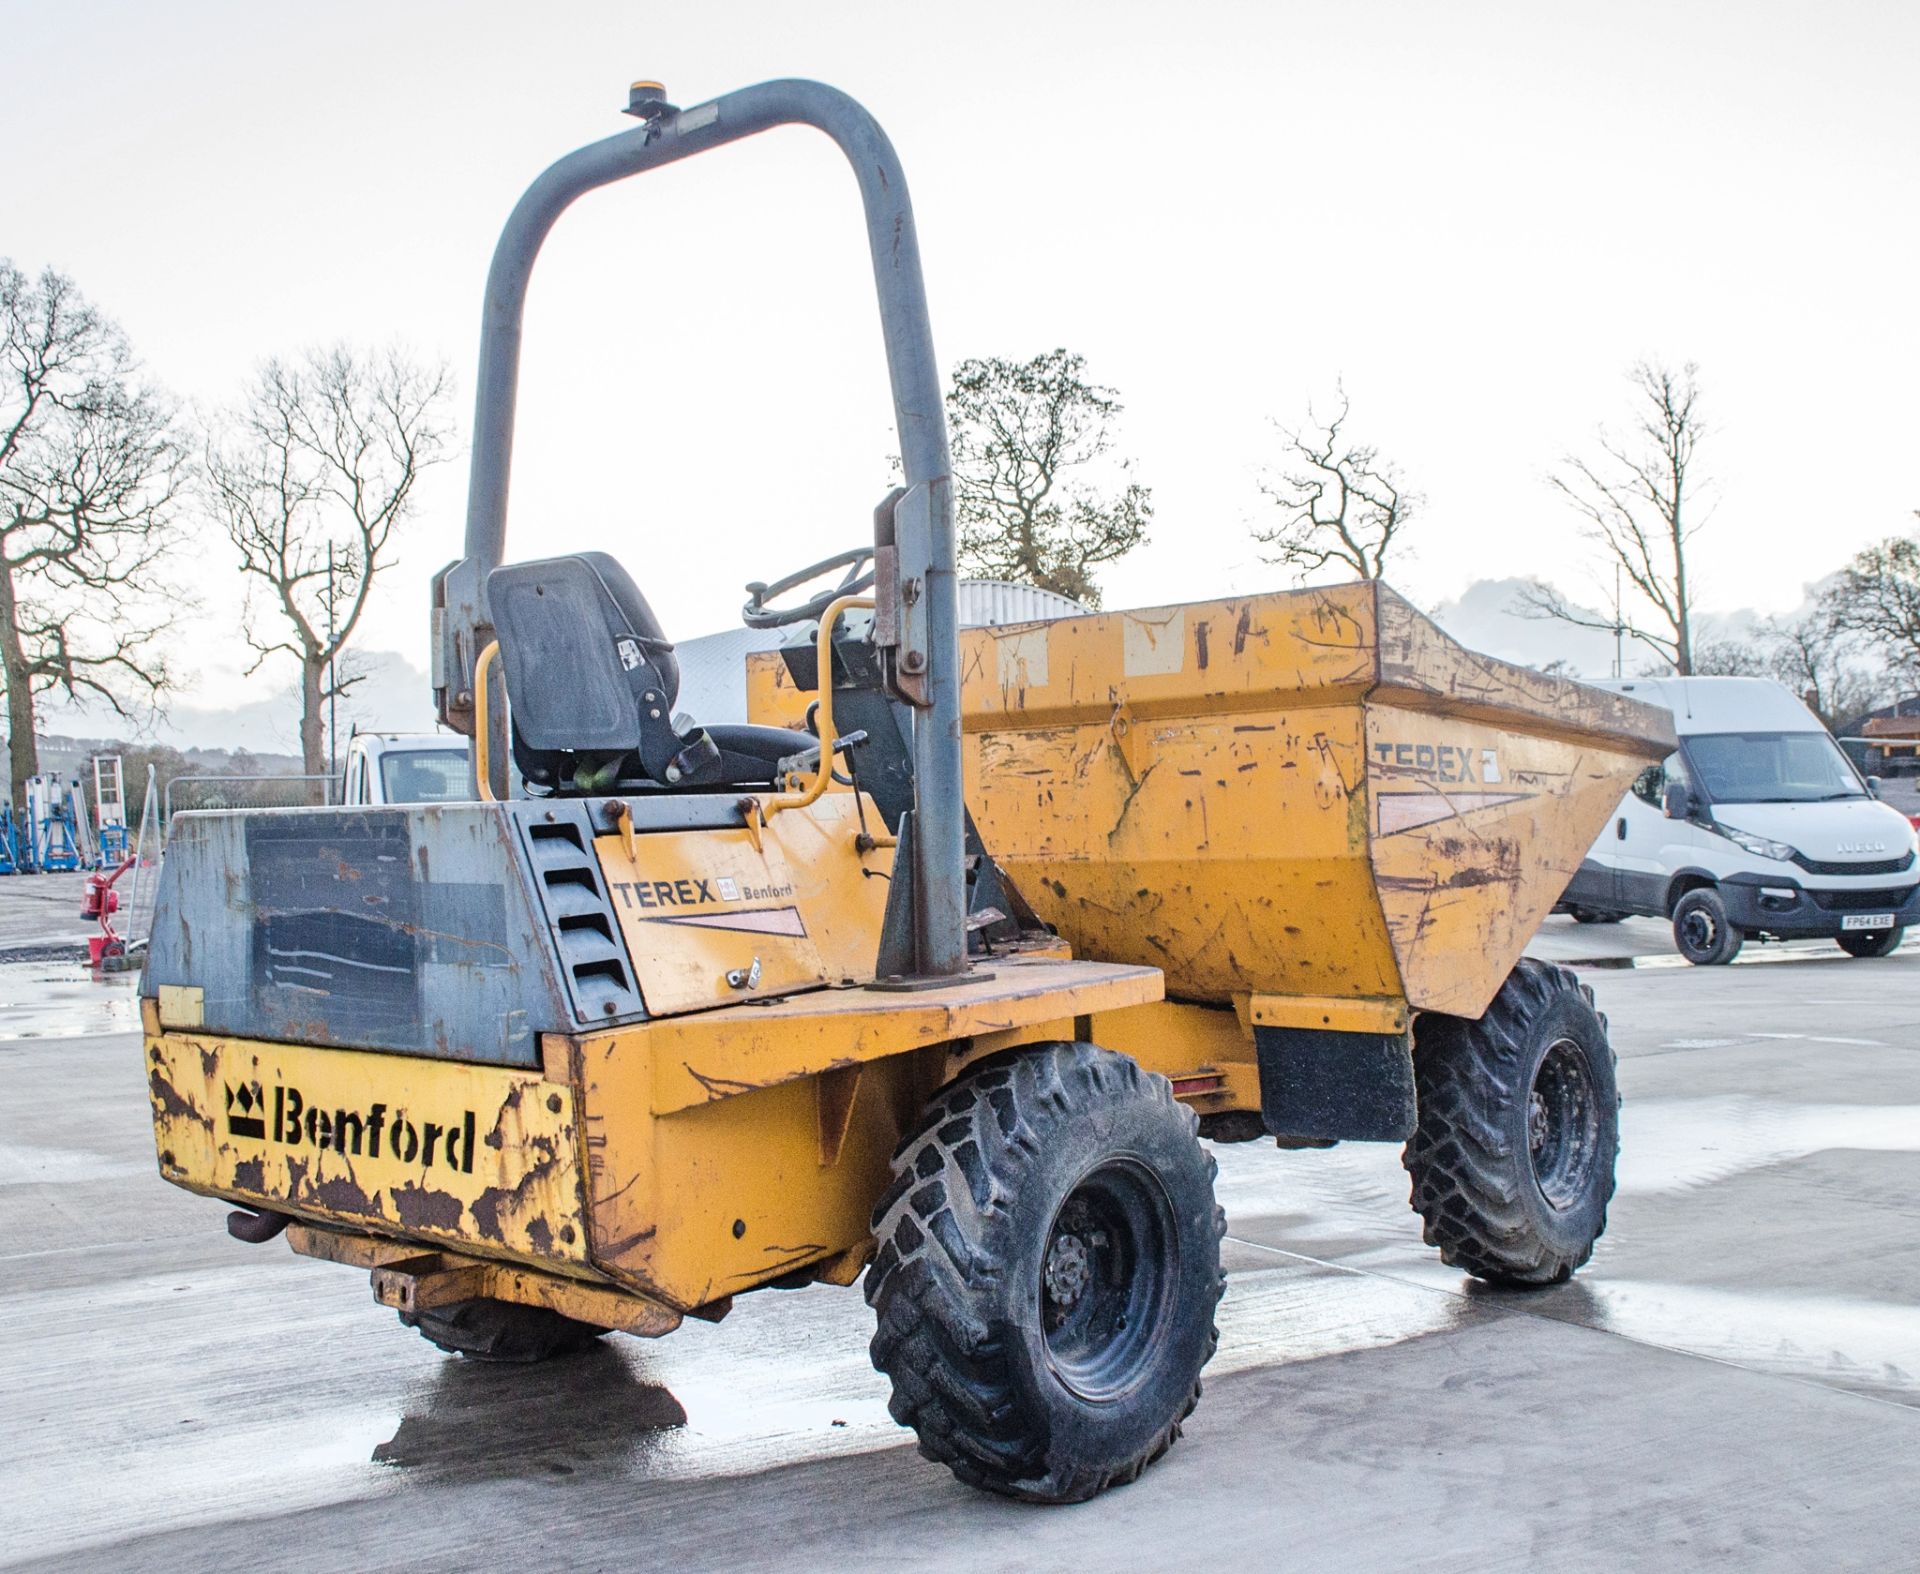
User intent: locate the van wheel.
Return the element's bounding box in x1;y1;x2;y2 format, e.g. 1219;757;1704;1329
1672;887;1743;965
1569;907;1625;925
400;1298;608;1363
1838;927;1904;958
865;1042;1225;1503
1403;960;1619;1285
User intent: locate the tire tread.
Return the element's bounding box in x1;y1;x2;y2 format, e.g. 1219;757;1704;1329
1402;959;1618;1286
866;1042;1225;1502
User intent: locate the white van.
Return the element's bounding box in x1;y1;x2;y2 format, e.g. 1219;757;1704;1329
341;732;472;806
1556;676;1920;963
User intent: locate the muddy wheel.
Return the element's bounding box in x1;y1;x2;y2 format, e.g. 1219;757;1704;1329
1672;886;1743;965
865;1042;1225;1503
400;1297;608;1363
1838;926;1904;958
1403;959;1619;1286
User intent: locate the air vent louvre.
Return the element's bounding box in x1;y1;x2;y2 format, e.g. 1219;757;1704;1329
511;803;645;1024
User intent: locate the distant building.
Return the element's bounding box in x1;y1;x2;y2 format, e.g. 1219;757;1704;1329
1837;695;1920;776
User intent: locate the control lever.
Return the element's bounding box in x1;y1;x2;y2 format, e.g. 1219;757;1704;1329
776;729;870;784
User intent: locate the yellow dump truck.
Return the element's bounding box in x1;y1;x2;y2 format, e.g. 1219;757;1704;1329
143;78;1674;1503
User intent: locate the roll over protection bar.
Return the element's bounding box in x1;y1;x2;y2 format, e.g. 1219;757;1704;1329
430;79;966;981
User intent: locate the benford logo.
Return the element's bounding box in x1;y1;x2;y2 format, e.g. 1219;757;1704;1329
1836;842;1887;855
222;1080;476;1173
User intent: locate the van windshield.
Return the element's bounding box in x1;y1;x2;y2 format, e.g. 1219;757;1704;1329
379;748;471;804
1684;731;1864;804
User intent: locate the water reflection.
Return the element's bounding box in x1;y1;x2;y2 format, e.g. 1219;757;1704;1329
373;1342;687;1482
0;959;140;1041
1516;1275;1920;1404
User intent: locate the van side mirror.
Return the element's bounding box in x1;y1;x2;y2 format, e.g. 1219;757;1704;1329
1867;776;1883;800
1662;781;1695;820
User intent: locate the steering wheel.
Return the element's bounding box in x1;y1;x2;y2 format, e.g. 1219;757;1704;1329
742;546;876;629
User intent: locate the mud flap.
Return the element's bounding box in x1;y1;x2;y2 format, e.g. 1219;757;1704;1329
1254;1026;1416;1142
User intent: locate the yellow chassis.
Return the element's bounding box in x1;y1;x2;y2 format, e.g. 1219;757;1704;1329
145;967;1400;1332
150;954;1299;1330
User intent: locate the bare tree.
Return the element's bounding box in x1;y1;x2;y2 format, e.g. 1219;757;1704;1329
947;349;1150;607
1762;611;1880;729
205;345;451;780
0;262;186;811
1825;514;1920;683
1689;636;1768;677
1517;360;1709;673
1693;609;1880;728
1253;385;1419;580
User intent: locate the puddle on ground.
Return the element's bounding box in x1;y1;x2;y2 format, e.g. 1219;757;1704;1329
0;960;140;1042
5;1223;1488;1563
1539;1277;1920;1401
1212;1248;1473;1374
1618;1099;1920;1194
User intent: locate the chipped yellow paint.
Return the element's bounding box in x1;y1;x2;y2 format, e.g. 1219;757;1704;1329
574;1049;918;1311
570;957;1163;1309
149;574;1674;1338
156;984;203;1028
952;581;1673;1022
593;793;893;1014
633;955;1160;1116
1081;999;1262;1115
756;792;897;984
1365;703;1630;1015
745;646;811;733
147;1031;594;1275
593;823;827;1013
286;1223;683;1336
1249;994;1410;1035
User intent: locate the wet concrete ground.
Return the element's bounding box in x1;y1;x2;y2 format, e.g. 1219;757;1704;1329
0;871;100;959
3;944;1917;1571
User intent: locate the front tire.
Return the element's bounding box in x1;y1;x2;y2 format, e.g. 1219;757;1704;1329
400;1297;608;1363
1403;960;1619;1286
1672;886;1743;965
1838;926;1904;958
866;1043;1225;1503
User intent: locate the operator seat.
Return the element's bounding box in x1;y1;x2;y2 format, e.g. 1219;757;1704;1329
487;552;809;794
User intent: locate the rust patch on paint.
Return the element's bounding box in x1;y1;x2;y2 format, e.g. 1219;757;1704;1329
392;1183;464;1233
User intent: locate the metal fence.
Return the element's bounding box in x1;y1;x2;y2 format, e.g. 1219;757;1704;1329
161;773;339;820
119;766;163;953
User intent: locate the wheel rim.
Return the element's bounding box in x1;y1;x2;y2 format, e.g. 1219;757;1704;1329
1527;1039;1601;1211
1679;904;1719;956
1040;1160;1177;1402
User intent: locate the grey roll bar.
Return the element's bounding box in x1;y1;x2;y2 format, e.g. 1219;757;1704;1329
429;78;966;981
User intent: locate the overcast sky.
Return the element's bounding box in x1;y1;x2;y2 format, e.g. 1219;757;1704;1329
5;0;1915;743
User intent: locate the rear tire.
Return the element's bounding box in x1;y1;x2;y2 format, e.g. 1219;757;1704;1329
1672;887;1743;965
400;1297;608;1363
866;1042;1225;1503
1403;960;1619;1286
1569;907;1625;925
1838;926;1904;958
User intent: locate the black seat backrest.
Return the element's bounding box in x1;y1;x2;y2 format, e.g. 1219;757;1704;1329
487;552;812;795
488;552;679;759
